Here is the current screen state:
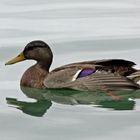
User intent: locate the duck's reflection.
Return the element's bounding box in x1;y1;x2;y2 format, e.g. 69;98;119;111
6;98;52;117
6;87;140;117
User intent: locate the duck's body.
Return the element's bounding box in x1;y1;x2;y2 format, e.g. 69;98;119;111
5;40;140;91
44;59;140;91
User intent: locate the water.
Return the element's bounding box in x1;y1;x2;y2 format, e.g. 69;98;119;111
1;0;140;140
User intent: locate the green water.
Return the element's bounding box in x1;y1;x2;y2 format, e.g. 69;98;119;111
6;87;140;116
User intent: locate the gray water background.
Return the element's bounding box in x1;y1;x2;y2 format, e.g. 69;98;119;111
0;0;140;140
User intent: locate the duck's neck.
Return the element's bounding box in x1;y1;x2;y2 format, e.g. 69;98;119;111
20;63;49;88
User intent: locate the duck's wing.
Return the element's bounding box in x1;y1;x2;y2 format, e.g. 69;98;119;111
52;59;136;76
65;71;140;91
45;64;97;88
89;59;135;66
44;62;140;91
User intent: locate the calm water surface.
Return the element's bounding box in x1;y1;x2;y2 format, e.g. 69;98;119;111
1;0;140;140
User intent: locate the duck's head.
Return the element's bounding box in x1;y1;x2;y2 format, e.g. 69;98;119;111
5;40;53;69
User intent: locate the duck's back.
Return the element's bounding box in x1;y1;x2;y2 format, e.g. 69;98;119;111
44;59;140;91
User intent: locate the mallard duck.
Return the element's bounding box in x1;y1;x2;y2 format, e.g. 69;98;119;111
5;40;140;91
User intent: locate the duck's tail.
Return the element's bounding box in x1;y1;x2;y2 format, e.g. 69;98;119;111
127;70;140;83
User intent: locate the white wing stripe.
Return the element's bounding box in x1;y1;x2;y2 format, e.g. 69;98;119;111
72;69;82;81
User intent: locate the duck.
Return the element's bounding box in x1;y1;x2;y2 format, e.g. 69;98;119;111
5;40;140;91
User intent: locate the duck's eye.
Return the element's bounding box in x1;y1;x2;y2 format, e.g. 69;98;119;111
78;69;96;78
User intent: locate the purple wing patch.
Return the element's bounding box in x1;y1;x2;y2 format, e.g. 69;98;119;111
78;69;96;78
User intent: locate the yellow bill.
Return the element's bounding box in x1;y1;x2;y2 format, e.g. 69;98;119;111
5;52;26;65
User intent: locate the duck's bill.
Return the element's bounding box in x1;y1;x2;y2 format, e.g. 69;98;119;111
5;52;25;65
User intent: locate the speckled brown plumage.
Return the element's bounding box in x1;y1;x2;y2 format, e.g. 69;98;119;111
21;64;48;88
